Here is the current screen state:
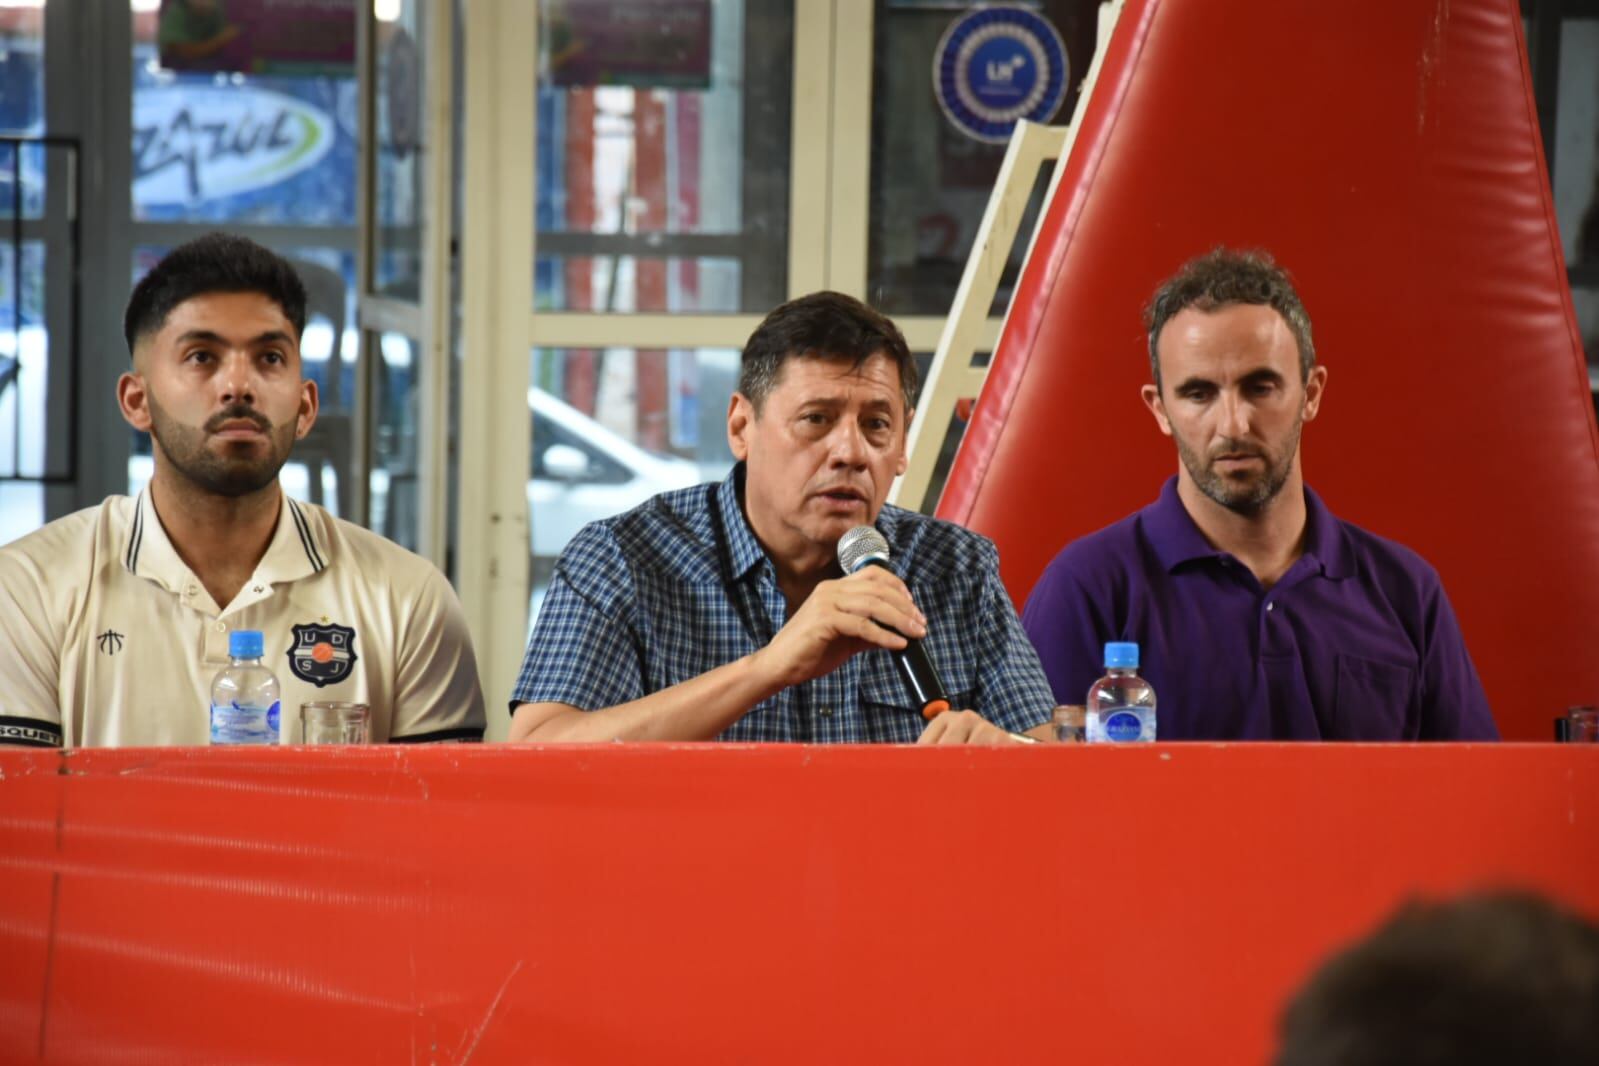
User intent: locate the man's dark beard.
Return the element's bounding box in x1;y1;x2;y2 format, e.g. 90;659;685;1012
1175;418;1302;517
148;397;294;498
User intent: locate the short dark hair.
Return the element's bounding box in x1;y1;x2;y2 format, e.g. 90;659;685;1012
1145;248;1315;389
123;232;308;356
1274;893;1599;1066
738;291;918;414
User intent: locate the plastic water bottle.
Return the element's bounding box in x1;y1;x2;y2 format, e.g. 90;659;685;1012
1086;641;1156;743
210;630;282;745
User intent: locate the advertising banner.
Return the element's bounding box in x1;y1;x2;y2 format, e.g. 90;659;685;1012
158;0;356;76
546;0;712;89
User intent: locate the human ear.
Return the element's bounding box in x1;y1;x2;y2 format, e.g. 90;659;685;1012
296;378;320;440
727;393;753;461
1302;365;1328;422
894;407;912;475
118;372;153;433
1141;384;1173;437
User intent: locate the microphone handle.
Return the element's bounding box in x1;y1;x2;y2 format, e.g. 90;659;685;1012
894;635;951;720
853;558;951;719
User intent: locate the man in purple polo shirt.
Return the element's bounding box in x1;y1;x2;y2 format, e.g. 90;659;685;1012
1022;249;1498;740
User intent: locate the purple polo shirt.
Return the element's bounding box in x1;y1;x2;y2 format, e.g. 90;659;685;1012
1022;478;1499;740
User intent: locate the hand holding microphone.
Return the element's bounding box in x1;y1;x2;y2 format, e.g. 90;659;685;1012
751;525;1028;744
835;526;1034;744
836;525;952;720
751;539;930;692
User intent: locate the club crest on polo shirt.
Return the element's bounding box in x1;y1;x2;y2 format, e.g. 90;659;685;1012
287;622;359;687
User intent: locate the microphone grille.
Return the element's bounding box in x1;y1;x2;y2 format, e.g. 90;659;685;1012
837;525;891;574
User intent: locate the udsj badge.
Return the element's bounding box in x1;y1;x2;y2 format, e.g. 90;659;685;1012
933;5;1070;143
288;622;359;688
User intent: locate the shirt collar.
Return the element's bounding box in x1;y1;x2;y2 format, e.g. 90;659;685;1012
1143;477;1221;572
717;463;769;581
123;487;330;592
1301;483;1353;580
257;494;330;582
715;462;913;583
122;487;180;590
1143;475;1352;580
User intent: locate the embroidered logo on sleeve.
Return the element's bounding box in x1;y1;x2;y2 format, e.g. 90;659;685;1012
287;623;358;687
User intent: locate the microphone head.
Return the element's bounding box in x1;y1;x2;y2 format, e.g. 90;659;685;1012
837;525;891;574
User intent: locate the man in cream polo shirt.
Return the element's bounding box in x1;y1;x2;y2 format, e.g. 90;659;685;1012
0;234;485;747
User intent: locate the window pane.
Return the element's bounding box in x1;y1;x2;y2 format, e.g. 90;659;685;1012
526;345;738;628
373;2;427;300
868;1;1100;316
534;2;792;313
1575;288;1598;371
535;254;742;313
1555;18;1599;269
0;5;45;137
0;140;48;220
371;332;421;551
0;240;49;480
131;11;359;226
0;482;42;546
1;7;46;222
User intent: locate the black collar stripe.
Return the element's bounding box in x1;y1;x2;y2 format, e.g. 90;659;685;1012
287;499;326;572
125;499;145;571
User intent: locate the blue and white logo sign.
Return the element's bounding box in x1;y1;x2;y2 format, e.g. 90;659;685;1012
933;6;1069;143
133;85;335;206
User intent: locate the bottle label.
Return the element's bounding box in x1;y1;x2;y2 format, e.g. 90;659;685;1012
210;700;282;745
1102;710;1144;743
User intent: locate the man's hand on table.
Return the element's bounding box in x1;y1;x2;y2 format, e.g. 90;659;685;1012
916;709;1037;746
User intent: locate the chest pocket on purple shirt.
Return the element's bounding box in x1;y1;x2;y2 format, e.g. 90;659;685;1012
1333;654;1416;740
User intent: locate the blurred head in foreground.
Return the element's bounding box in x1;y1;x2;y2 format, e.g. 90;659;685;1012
1274;892;1599;1066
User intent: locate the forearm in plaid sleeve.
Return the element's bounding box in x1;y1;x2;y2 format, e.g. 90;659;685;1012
510;529;647;712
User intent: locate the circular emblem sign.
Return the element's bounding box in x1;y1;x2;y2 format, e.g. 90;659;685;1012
933;6;1070;143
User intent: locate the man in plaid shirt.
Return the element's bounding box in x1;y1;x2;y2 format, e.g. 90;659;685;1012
509;292;1055;744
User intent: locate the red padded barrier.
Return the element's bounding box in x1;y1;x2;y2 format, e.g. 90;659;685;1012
938;0;1599;740
1;745;1596;1064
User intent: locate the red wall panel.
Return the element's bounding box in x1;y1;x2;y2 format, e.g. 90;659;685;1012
1;745;1595;1063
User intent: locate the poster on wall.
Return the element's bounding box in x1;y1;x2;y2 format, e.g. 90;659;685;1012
545;0;712;89
157;0;356;76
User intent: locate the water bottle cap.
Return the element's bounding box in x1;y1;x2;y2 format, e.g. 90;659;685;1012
1104;641;1140;669
229;629;264;659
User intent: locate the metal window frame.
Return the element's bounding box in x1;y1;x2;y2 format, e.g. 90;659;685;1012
356;0;456;566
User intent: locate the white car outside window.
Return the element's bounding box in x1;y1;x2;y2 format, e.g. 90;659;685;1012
526;386;702;561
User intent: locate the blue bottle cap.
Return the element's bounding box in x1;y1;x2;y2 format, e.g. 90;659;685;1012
1104;641;1140;669
229;629;264;659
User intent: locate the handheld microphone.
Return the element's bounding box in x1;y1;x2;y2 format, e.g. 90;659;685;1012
837;525;951;720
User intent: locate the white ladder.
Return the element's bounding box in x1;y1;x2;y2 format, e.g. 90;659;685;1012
891;1;1125;513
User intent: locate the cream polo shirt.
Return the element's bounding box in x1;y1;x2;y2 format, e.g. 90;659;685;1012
0;489;486;747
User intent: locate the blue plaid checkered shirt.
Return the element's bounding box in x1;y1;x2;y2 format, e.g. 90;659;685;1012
511;464;1054;742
